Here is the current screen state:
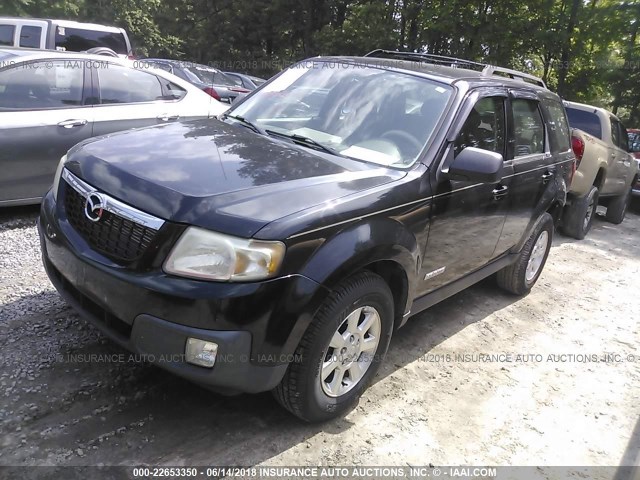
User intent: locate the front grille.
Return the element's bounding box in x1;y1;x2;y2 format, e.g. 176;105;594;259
64;181;158;264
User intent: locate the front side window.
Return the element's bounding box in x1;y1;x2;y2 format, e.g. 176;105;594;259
0;60;84;109
611;119;621;148
228;62;453;167
0;25;15;46
19;25;42;48
512;99;545;157
97;65;164;104
455;96;505;157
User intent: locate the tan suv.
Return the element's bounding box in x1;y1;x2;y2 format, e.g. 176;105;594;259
561;101;639;239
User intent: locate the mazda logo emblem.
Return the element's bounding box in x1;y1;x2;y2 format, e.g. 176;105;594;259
84;193;105;222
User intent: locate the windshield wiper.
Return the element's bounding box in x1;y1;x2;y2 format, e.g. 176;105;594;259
222;114;266;136
265;130;343;157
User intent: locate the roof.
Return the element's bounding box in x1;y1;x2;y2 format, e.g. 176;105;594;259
0;46;132;65
311;55;550;92
564;100;618;120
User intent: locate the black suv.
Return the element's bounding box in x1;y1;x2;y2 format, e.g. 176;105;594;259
39;51;575;422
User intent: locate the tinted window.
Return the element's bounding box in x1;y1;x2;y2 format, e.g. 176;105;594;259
0;60;84;109
55;27;128;54
512;99;545;156
98;65;163;103
19;26;42;48
455;97;506;157
0;25;15;46
566;107;602;139
542;98;571;152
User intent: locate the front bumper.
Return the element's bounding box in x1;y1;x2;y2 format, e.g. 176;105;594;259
39;191;330;393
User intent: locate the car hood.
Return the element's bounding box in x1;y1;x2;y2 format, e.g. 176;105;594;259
65;119;404;238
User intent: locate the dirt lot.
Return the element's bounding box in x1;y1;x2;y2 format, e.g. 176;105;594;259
0;202;639;477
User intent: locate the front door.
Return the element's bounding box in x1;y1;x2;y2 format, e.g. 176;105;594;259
418;92;513;296
0;59;93;203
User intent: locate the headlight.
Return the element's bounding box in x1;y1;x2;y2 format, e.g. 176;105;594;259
52;155;67;202
163;227;285;282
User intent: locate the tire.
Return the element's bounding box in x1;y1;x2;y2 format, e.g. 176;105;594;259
605;188;631;224
560;186;598;240
273;271;394;422
497;213;554;296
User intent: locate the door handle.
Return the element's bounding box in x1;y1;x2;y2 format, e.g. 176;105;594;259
492;185;509;200
157;114;180;122
541;171;554;183
57;119;88;129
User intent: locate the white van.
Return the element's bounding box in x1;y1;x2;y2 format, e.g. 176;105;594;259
0;17;133;57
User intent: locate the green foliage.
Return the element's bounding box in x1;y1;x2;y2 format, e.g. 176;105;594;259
1;0;638;124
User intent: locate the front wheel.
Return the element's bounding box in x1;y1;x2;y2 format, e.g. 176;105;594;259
497;213;554;296
273;271;394;422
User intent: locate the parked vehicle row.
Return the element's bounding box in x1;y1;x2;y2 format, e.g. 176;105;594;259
39;50;575;422
143;59;254;103
0;47;228;206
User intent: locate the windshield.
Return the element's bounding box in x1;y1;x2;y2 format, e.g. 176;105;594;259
228;61;453;167
185;66;236;86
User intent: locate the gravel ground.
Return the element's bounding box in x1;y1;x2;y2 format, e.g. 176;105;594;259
0;202;639;478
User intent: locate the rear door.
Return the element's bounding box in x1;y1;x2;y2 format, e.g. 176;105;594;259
91;63;188;136
0;59;93;203
495;90;553;251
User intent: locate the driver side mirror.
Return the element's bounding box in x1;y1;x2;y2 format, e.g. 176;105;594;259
443;147;504;183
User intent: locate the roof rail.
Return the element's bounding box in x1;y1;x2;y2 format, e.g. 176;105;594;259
364;49;486;71
364;49;547;89
481;65;546;88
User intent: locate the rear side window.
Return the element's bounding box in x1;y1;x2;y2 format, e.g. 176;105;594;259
19;26;42;48
566;107;602;139
512;99;545;157
0;25;15;46
55;27;128;54
542;98;571;152
97;65;163;103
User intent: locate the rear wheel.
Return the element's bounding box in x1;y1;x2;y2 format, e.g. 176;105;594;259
560;186;598;240
605;187;631;224
497;213;554;295
273;271;393;422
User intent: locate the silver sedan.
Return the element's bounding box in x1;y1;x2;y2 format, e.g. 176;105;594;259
0;48;229;206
